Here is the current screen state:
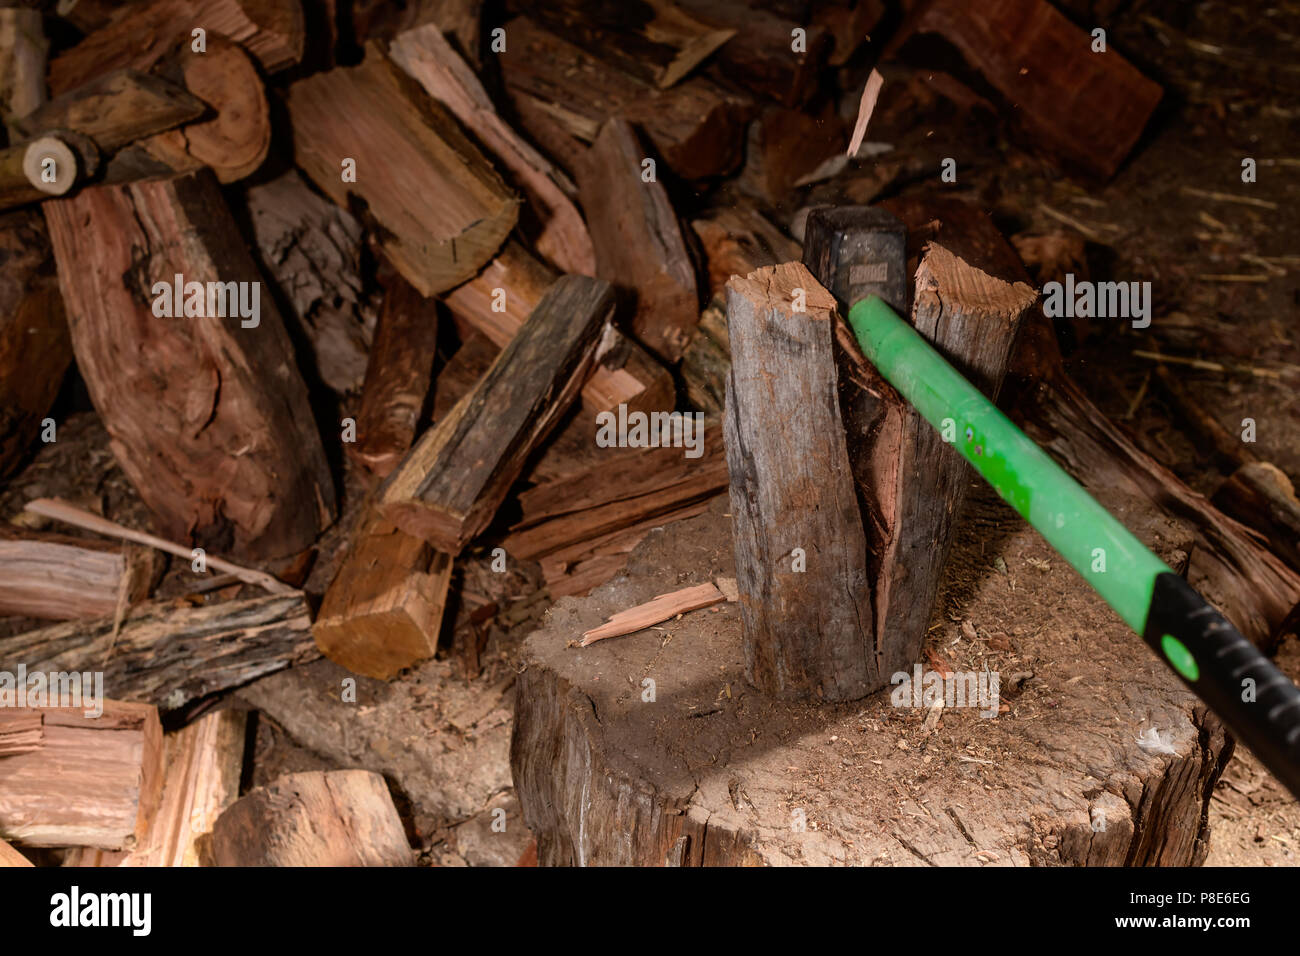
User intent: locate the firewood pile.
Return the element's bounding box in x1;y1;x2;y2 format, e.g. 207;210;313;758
0;0;1296;868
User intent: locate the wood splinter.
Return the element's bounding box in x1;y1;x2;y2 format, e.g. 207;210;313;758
580;579;736;646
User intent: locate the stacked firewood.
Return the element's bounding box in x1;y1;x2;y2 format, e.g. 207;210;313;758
0;0;1294;867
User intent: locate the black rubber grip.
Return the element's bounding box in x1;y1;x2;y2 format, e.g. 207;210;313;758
1143;572;1300;798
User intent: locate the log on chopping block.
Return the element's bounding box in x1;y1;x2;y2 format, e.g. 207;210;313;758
499;16;749;181
13;70;205;155
4;593;316;711
0;7;47;127
388;23;595;277
510;0;736;89
443;241;674;416
64;708;248;866
48;0;306;96
679;0;833;107
347;269;438;480
209;770;411;866
245;170;375;396
133;34;271;183
800;202;1037;697
0;207;70;479
577;118;700;364
313;506;453;679
0;526;162;620
887;0;1162;179
288;43;519;296
378;275;616;553
43;168;337;561
0;701;163;850
1007;316;1300;650
723;261;877;700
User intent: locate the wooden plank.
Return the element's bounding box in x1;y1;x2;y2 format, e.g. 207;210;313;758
0;701;163;850
378;275;615;553
288;44;519;296
577;118;699;363
43;169;336;561
3;594;316;711
209;770;411;866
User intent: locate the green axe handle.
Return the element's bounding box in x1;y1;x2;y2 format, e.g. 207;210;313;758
849;294;1300;798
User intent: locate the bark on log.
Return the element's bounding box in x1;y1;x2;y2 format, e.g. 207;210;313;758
512;501;1227;866
288;44;519;297
1212;463;1300;574
313;506;453;680
499;16;748;181
378;275;615;554
13;69;204;154
0;207;69;479
209;770;411;866
388;23;595;276
244;170;375;396
48;0;306;95
43;168;336;561
723;262;874;699
4;593;316;711
0;526;161;620
443;241;674;416
0;701;163;850
347;269;437;479
888;0;1162;178
577;118;700;363
802;201;1037;694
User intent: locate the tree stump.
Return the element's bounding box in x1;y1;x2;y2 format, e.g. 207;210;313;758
512;494;1229;866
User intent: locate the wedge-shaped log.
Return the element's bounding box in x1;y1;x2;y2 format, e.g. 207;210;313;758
378;275;615;553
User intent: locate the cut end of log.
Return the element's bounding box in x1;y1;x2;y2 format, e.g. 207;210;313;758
22;136;79;196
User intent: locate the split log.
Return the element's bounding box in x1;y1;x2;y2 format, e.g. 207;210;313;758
0;711;42;756
64;708;247;867
378;275;615;553
0;701;163;850
443;241;674;416
288;44;519;296
802;201;1038;695
245;170;375;395
680;0;832;107
1212;463;1300;575
135;35;271;183
0;207;70;479
431;329;497;422
3;593;316;711
888;0;1162;178
1007;316;1300;649
388;23;595;276
347;269;437;479
0;526;161;620
500;16;748;181
313;507;453;680
43;168;336;561
513;0;735;89
577;119;700;363
209;770;411;866
505;439;729;595
723;262;875;700
0;7;47;127
354;0;482;66
512;500;1226;866
48;0;306;95
0;839;29;867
